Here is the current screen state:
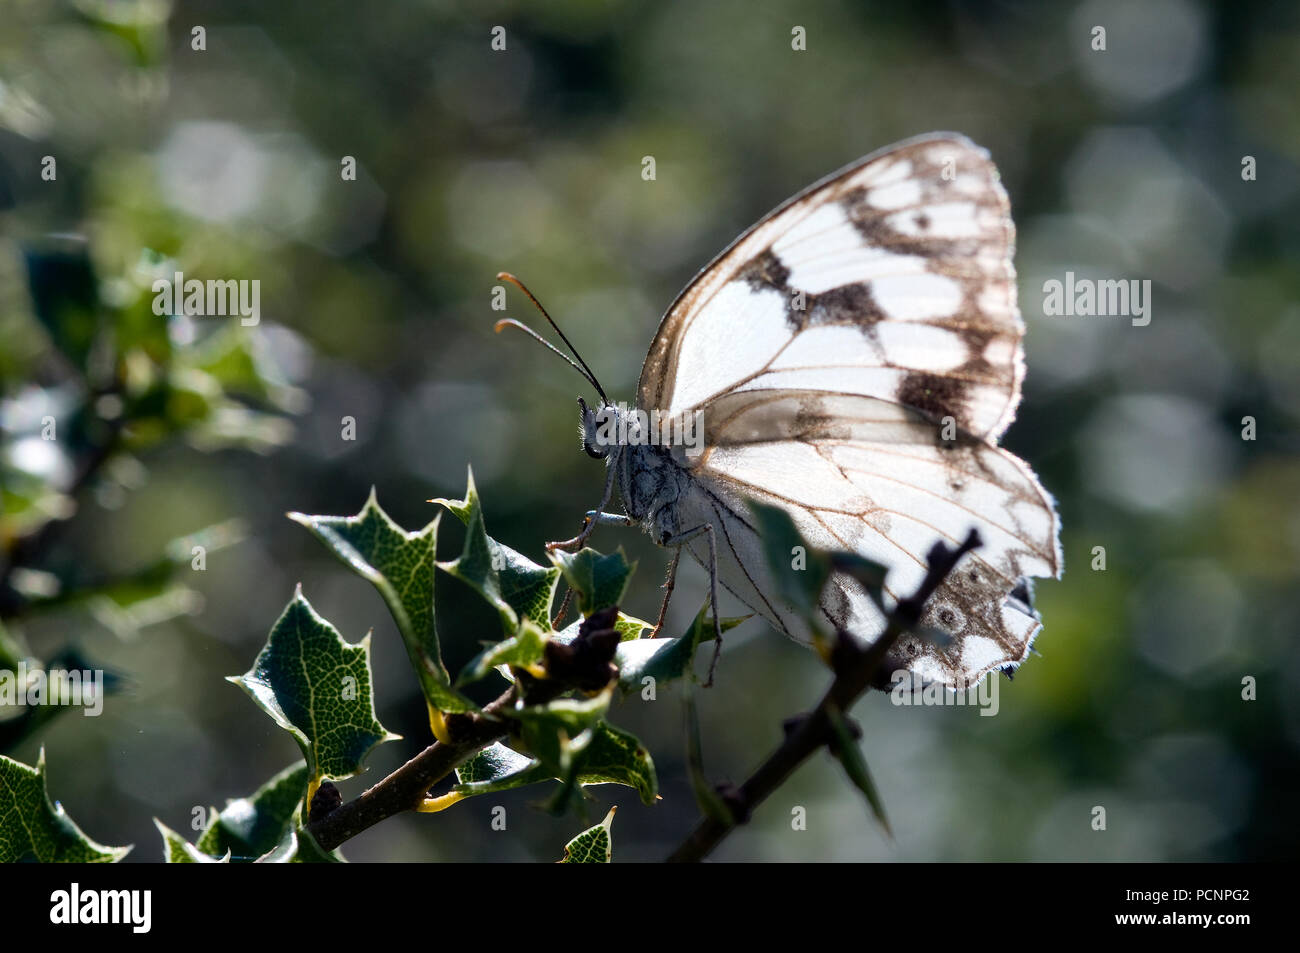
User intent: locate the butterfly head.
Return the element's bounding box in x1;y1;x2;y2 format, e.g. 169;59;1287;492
578;396;611;460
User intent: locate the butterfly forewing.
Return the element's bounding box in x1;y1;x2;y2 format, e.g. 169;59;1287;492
638;134;1023;442
637;134;1062;687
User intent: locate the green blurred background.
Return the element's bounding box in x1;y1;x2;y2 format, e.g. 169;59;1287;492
1;0;1297;862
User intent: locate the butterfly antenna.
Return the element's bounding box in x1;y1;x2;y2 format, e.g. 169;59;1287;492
494;272;610;405
494;318;599;392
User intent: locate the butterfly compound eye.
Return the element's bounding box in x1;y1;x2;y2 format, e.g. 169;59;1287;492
577;396;609;459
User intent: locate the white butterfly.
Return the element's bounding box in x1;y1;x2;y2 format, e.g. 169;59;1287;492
498;133;1062;689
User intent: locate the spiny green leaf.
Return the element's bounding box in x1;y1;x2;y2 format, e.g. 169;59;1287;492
577;722;657;805
612;602;750;691
451;743;552;799
617;615;651;640
549;547;634;616
291;826;346;863
289;489;475;714
0;751;131;862
23;243;102;370
155;819;230;863
458;620;549;686
196;761;309;861
542;731;586;814
433;468;561;634
552;611;651;645
511;687;611;772
455;741;541;788
252;827;298;863
559;806;616;863
254;826;345;863
504;686;611;806
228;587;399;794
825;703;891;836
750;502;832;617
450;721;656;807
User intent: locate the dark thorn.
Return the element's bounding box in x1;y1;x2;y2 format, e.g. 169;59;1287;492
715;782;751;825
782;714;810;737
544;604;622;691
309;781;342;824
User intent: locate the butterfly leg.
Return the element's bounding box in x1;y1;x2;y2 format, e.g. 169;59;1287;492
546;463;619;551
660;522;723;687
650;548;681;638
586;511;634;527
550;510;636;628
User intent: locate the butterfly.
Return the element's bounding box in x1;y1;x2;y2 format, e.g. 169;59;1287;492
497;133;1062;689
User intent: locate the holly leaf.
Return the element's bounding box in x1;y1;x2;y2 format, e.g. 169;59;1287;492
612;602;749;691
289;826;346;863
290;489;475;714
552;611;651;645
457;741;540;787
826;703;891;836
0;751;131;862
512;687;612;770
443;742;552;806
457;620;549;686
559;806;616;863
549;548;634;616
750;502;833;617
23;243;102;371
441;720;656;808
512;699;656;813
471;610;651;689
228;587;399;802
577;721;657;805
196;761;309;861
251;827;298;863
155;820;230;863
433;468;560;633
252;825;345;863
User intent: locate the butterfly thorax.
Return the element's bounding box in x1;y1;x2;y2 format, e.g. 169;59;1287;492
618;440;691;539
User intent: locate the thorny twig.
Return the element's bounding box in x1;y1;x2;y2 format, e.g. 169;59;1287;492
665;529;983;863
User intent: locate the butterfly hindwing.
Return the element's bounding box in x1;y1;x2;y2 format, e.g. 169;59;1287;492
692;391;1059;684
